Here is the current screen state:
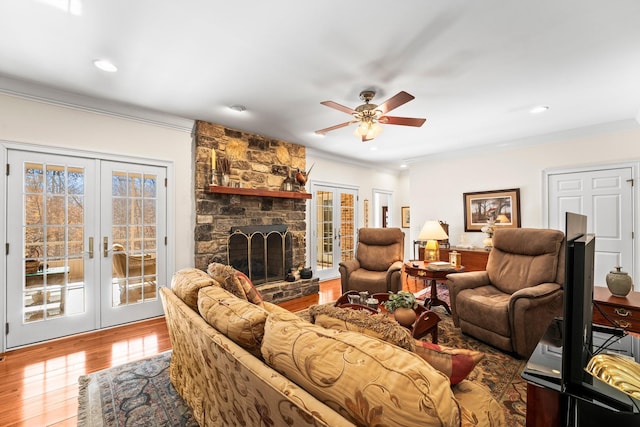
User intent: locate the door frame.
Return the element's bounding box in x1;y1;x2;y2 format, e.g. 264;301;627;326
309;181;359;281
542;161;639;283
372;188;393;228
1;140;176;352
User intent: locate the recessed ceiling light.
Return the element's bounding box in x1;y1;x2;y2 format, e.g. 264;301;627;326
229;105;246;113
370;146;378;151
93;59;118;72
400;163;408;168
529;105;549;114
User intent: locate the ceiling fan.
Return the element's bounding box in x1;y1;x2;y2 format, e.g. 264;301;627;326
315;90;426;142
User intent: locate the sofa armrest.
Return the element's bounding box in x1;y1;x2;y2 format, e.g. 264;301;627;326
339;258;360;274
447;271;490;292
386;260;404;293
446;271;490;326
509;283;564;357
510;282;562;301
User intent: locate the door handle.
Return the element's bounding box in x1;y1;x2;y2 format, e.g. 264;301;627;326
88;237;94;259
103;237;109;257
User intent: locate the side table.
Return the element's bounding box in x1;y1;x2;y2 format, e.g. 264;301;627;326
404;261;464;314
593;286;640;334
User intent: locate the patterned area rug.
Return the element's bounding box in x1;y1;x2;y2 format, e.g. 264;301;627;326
77;351;197;427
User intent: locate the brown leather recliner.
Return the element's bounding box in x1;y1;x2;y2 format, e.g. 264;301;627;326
339;228;405;294
447;228;565;358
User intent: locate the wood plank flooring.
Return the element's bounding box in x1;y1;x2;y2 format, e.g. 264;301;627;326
0;275;423;426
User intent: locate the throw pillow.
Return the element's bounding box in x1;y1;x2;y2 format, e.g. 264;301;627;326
261;312;460;427
413;340;484;385
235;270;264;306
309;304;415;351
170;267;216;311
207;262;264;307
197;285;268;355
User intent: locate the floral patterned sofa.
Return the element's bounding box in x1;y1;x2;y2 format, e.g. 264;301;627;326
160;266;506;426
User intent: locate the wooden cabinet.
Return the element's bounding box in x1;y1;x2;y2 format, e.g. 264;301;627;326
439;247;490;272
593;286;640;334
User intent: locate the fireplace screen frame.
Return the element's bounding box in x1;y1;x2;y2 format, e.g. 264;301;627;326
227;225;291;285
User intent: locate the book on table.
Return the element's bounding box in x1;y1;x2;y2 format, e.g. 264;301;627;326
426;261;453;271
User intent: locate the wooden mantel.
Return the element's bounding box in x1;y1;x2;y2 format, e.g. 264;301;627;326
208;185;312;199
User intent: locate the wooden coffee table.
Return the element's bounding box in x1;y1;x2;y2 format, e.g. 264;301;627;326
335;291;441;343
404;261;464;314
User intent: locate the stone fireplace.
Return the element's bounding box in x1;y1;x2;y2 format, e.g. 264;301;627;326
193;121;318;303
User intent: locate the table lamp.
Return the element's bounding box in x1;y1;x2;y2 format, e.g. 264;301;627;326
418;220;449;262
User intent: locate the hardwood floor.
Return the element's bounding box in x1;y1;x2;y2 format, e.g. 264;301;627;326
0;275;422;426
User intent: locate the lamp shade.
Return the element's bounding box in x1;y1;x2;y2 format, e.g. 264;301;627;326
418;220;449;241
418;220;449;262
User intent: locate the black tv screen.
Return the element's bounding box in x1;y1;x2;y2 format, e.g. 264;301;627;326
562;212;595;393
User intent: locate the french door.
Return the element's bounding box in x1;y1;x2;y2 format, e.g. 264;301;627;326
5;150;166;348
310;184;358;280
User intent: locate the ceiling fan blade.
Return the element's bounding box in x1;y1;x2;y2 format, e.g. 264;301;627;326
376;91;415;114
315;121;355;135
379;116;426;127
320;100;357;115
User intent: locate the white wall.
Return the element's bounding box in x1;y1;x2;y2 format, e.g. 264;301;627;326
409;124;640;249
0;93;195;271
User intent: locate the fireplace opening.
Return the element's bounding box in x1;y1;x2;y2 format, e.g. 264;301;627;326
227;225;292;285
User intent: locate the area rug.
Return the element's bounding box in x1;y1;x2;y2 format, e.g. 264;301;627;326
77;351;197;427
299;284;527;427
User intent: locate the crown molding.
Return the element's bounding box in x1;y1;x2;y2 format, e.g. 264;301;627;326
0;74;194;133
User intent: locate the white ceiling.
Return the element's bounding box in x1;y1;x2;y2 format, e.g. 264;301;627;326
1;1;640;168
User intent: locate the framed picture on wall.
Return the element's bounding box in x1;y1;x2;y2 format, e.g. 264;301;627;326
401;206;410;228
463;188;521;231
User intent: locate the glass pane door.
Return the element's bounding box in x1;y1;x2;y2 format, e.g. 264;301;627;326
311;184;357;280
100;161;166;327
6;151;97;348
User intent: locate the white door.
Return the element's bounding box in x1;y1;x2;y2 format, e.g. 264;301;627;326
100;161;166;327
311;184;358;280
6;151;98;348
5;151;167;348
547;167;634;287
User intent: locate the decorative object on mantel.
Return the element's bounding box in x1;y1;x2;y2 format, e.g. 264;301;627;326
294;163;314;190
606;265;633;297
210;149;217;186
216;155;231;187
282;174;294;192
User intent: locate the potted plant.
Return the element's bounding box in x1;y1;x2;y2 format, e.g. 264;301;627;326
383;291;418;326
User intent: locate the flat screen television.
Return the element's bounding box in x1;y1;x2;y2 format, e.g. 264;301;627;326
561;212;639;424
561;211;594;393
